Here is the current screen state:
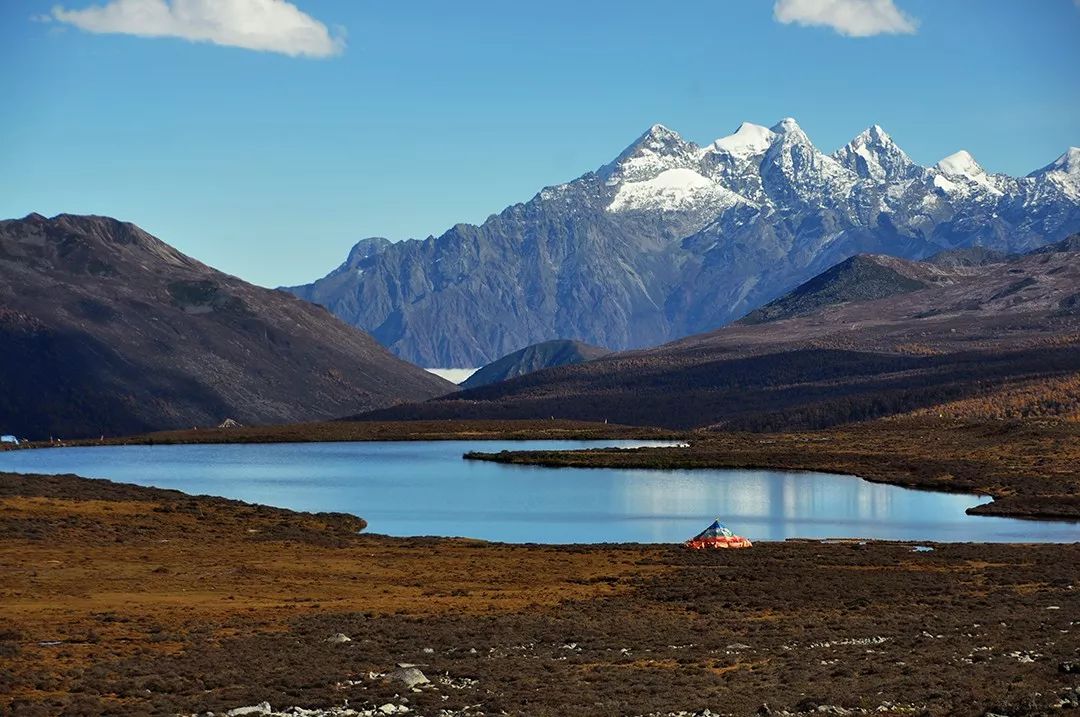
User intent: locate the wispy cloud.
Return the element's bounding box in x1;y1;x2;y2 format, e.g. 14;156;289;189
50;0;345;58
773;0;917;37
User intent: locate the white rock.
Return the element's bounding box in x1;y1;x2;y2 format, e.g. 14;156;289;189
226;704;272;717
386;666;429;688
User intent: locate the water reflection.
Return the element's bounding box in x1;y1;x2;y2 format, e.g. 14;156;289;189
610;469;1000;542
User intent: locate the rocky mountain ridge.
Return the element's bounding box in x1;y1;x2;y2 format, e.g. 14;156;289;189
289;119;1080;366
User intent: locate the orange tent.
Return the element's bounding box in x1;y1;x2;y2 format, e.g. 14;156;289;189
684;519;752;549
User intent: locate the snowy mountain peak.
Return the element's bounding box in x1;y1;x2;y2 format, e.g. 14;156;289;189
1029;147;1080;199
833;124;918;181
616;123;692;158
709;122;776;157
600;123;696;183
855;124;893;145
932;151;1006;196
1066;147;1080;170
772;117;803;133
1035;147;1080;176
769;117;813;147
936;150;985;177
644;123;680;141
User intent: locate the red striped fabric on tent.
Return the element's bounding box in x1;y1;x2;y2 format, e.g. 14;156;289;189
684;519;752;549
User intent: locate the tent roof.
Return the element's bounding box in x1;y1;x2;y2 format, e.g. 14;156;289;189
691;519;736;540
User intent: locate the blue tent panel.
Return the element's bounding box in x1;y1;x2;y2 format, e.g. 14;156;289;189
691;519;735;541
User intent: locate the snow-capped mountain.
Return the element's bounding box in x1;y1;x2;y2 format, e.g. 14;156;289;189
832;124;920;181
288;119;1080;366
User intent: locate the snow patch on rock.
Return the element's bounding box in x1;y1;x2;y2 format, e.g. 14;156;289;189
609;168;745;213
937;150;984;177
708;122;776;158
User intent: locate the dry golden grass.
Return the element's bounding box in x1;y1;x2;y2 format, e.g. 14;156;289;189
2;472;1078;716
8;419;675;449
908;372;1080;421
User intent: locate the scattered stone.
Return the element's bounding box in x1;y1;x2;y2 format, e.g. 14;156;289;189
325;633;352;644
437;674;480;690
793;699;827;712
385;667;429;689
808;636;888;649
1005;650;1041;663
226;704;272;717
1060;660;1079;674
1054;685;1080;708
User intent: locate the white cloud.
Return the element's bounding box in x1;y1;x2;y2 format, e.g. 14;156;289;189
51;0;345;58
773;0;917;37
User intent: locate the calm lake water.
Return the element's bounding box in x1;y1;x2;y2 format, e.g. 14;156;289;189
1;440;1076;543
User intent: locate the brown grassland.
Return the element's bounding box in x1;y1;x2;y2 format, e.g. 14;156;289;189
1;471;1078;716
12;419;676;448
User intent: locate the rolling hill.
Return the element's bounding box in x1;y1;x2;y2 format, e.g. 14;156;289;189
0;214;453;439
460;339;609;389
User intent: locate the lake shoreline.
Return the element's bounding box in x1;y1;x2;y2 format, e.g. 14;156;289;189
5;416;1078;523
2;470;1078;716
465;418;1080;523
0;419;679;450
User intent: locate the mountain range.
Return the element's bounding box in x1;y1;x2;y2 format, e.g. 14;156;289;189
0;214;452;440
288;119;1080;367
358;236;1080;430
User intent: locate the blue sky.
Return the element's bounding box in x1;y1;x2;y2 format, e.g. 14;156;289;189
2;0;1078;287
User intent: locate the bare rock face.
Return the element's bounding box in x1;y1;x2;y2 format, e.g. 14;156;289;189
0;214;453;439
287;121;1080;367
359;240;1080;431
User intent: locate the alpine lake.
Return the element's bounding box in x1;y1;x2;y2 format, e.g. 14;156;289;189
1;440;1076;543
